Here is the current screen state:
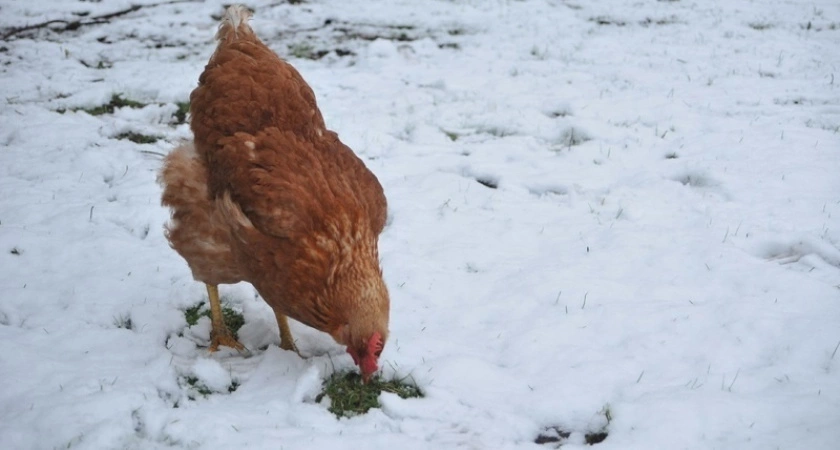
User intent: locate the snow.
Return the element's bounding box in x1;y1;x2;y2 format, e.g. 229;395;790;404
1;0;839;448
190;357;233;393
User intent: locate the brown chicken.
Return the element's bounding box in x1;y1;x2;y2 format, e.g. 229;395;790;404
159;5;389;381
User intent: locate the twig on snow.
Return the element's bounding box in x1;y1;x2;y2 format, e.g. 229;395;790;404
2;0;200;41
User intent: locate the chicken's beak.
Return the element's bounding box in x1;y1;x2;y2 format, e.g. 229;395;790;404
361;372;372;384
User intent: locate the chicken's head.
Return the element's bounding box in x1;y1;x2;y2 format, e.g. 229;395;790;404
346;331;384;383
321;233;390;384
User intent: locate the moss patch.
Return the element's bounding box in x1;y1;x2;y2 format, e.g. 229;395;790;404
316;371;422;417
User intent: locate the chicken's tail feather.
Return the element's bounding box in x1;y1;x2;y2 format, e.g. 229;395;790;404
216;4;254;42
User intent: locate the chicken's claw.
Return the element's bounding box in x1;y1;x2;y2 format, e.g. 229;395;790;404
209;329;247;354
205;283;248;355
274;309;300;356
279;336;299;354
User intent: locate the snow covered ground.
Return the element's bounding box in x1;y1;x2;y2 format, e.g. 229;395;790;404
1;0;839;448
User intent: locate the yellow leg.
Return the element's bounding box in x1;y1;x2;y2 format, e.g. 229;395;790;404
206;284;245;352
273;308;298;353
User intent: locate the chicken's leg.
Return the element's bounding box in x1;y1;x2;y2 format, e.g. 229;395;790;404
273;308;299;353
206;284;246;352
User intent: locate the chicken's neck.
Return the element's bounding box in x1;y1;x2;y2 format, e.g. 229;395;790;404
249;224;389;343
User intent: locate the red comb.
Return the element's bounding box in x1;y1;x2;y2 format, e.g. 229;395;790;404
359;332;383;383
367;332;384;356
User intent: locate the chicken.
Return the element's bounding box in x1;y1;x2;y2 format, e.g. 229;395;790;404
159;5;389;382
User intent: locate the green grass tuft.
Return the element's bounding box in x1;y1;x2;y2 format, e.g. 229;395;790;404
172;101;190;124
289;42;320;59
182;376;239;400
183;301;245;337
82;94;147;116
222;306;245;335
184;302;205;327
316;371;422;417
113;314;133;330
442;129;460;141
184;376;213;396
115;132;160;144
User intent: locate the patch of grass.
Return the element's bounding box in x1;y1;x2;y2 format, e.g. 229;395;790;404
536;405;611;446
316;371;422;418
182;376;238;399
590;16;627;27
534;426;610;446
63;96;191;125
113;314;133;330
222;306;245;335
82;94;146;116
333;25;418;43
556;126;592;149
748;21;774;31
172;101;190;125
639;16;681;27
441;129;460;141
546;108;572;118
184;302;205;327
477;125;517;138
535;427;571;445
184;376;213;397
115;132;160;144
586;431;609;444
228;380;240;393
289;42;327;60
183;301;245;337
590;16;679;27
80;59;112;69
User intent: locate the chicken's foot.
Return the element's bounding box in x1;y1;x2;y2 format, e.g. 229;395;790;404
273;308;299;354
206;284;246;353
